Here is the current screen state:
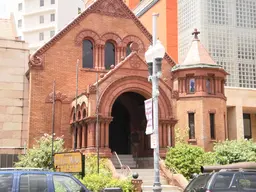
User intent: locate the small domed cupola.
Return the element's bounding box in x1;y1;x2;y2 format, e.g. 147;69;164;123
172;29;228;99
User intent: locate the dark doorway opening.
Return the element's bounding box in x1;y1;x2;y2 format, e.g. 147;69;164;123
109;100;130;154
109;92;152;157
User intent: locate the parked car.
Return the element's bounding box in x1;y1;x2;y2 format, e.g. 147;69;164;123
184;169;256;192
0;168;90;192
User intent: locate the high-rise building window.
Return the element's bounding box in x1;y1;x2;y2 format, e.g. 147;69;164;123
50;14;55;22
243;113;251;139
210;113;215;139
39;32;44;41
18;3;22;11
40;0;44;7
18;19;22;28
50;30;55;38
188;113;195;139
51;0;55;4
39;15;44;24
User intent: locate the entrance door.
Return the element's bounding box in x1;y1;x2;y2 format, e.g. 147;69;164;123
109;92;153;157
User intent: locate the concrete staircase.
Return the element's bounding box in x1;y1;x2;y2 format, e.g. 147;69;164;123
111;154;137;168
132;169;182;192
111;155;182;192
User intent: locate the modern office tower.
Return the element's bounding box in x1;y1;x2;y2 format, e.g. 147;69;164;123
178;0;256;88
11;0;85;52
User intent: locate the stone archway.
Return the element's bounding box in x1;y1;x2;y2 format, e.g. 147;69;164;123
97;76;175;157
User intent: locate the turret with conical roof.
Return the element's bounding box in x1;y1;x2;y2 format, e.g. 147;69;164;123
172;29;228;151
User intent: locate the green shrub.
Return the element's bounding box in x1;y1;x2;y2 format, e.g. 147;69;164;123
214;139;256;165
81;155;133;192
201;151;217;166
165;143;205;179
84;154;111;176
81;174;133;192
15;134;65;169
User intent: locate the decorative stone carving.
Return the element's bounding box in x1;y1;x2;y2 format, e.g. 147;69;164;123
122;35;145;54
88;85;97;94
45;91;72;103
92;0;130;19
129;55;141;69
101;32;122;46
74;29;101;46
29;54;44;69
172;90;179;99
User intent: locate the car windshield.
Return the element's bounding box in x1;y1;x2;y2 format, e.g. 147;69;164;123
184;174;211;192
0;173;13;192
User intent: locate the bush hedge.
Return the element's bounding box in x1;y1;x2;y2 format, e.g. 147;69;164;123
165;139;256;179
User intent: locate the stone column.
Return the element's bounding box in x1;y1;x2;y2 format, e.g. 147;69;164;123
235;105;244;139
100;122;105;147
81;123;86;149
87;121;95;147
167;124;172;146
159;123;163;148
77;125;82;149
102;45;105;70
94;45;98;69
105;121;109;147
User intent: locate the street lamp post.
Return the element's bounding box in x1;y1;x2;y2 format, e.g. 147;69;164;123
145;13;165;192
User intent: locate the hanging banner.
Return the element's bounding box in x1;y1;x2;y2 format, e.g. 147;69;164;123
145;98;153;135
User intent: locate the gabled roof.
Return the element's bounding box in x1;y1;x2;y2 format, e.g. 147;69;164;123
30;0;175;66
172;29;222;71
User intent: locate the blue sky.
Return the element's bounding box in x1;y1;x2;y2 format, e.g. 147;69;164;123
0;0;9;18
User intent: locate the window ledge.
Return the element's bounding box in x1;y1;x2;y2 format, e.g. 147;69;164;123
210;139;217;142
80;68;109;73
188;139;197;144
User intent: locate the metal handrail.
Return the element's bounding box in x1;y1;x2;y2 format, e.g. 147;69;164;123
113;151;123;167
113;152;132;177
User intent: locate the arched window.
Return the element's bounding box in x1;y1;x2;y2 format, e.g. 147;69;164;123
189;78;195;93
126;42;132;56
105;41;115;69
82;40;93;68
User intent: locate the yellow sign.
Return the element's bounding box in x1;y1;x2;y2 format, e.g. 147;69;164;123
54;152;82;173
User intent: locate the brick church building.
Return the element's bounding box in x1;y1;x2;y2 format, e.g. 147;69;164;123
27;0;227;158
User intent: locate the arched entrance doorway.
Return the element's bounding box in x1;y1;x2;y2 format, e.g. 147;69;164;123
109;92;152;157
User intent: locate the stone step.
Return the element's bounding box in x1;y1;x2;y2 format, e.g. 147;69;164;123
142;185;182;192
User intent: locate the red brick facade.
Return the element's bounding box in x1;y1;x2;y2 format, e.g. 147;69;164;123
27;0;227;156
28;0;177;157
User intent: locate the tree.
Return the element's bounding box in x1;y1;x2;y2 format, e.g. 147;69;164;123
15;134;65;169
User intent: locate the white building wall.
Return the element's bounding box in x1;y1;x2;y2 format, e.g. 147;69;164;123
11;0;85;52
56;0;85;31
178;0;256;89
0;39;29;152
